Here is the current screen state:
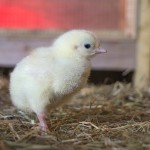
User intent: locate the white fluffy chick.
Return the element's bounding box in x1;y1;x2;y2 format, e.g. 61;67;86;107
9;30;106;132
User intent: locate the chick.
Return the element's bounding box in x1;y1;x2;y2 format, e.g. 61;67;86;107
9;30;106;132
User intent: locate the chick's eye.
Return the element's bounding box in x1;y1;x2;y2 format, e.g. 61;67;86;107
84;44;91;49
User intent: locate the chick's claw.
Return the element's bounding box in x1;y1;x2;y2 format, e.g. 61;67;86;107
37;112;50;133
37;124;50;134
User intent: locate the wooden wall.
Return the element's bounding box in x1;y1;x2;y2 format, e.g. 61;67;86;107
0;0;137;70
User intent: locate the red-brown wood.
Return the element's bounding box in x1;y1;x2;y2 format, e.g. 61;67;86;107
0;0;125;30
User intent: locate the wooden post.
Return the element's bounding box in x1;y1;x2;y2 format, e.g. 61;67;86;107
134;0;150;89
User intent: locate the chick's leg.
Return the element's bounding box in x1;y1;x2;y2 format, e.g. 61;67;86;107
37;112;49;132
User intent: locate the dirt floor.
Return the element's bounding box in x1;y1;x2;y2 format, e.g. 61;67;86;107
0;75;150;150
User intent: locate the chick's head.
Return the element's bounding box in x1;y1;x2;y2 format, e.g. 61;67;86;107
53;30;106;59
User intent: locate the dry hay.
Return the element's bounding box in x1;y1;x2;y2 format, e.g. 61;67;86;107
0;76;150;150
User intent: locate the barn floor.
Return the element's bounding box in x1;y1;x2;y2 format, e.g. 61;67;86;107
0;76;150;150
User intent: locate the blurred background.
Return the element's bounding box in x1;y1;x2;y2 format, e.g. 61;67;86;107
0;0;148;85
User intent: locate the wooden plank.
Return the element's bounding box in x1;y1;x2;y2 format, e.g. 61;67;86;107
134;0;150;89
0;36;136;70
92;40;136;70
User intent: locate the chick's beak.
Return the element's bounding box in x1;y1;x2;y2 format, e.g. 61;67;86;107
95;47;107;54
